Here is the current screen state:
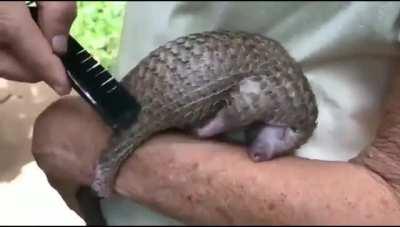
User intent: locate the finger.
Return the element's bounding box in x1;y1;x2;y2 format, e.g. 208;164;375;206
0;51;38;83
37;1;77;55
0;3;71;94
0;2;33;81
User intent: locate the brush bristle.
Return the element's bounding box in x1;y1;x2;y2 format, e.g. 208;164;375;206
28;5;141;130
61;37;141;130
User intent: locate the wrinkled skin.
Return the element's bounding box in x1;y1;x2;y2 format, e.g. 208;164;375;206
30;71;400;225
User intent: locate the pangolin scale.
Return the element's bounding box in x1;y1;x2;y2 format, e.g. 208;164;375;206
91;30;318;197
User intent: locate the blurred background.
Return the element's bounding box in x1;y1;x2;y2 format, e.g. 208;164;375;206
1;1;393;225
71;1;126;71
0;1;127;224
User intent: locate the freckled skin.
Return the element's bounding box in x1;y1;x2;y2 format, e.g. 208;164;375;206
91;31;318;198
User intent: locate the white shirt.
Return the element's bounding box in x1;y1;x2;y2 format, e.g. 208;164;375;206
104;2;400;224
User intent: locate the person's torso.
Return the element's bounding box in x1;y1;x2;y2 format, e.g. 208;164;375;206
104;2;400;225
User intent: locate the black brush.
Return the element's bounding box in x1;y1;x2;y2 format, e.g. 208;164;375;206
28;4;140;225
61;37;141;130
28;4;141;130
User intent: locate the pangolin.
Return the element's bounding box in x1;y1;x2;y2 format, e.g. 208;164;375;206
91;30;318;198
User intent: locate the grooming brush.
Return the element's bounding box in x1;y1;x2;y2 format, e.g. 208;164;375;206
28;3;141;131
28;3;140;225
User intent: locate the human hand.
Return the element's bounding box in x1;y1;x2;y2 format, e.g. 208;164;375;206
0;1;76;95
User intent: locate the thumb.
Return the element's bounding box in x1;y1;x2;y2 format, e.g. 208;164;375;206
37;1;77;55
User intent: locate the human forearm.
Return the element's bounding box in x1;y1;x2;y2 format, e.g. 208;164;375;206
32;90;400;225
115;134;400;225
